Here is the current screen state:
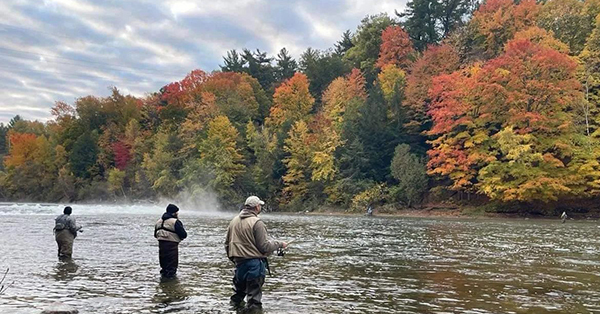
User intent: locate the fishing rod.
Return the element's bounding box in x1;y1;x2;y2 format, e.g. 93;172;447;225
266;239;295;276
277;239;295;257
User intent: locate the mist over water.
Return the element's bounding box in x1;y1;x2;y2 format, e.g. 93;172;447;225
0;197;227;216
0;205;599;313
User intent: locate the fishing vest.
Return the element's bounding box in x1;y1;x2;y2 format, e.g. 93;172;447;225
227;215;267;259
54;214;76;235
155;218;181;243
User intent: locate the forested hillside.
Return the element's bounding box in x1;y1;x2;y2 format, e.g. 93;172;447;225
3;0;600;214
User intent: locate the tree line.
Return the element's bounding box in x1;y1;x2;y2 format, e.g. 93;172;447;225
2;0;600;214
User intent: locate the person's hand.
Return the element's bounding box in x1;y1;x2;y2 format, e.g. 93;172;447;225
281;241;288;249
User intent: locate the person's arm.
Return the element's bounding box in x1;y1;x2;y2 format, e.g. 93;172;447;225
225;226;232;260
253;220;282;255
174;220;187;240
67;217;80;231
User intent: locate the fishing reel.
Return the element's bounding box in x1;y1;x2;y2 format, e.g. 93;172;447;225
277;247;286;257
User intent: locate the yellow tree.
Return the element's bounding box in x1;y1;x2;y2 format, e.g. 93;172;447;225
310;114;342;182
283;120;312;202
198;116;245;197
267;73;314;129
377;64;407;103
322;68;367;132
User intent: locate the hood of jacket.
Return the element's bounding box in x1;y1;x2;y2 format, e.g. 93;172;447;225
239;208;259;219
161;212;177;220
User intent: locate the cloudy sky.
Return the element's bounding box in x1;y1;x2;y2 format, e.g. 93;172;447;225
0;0;406;123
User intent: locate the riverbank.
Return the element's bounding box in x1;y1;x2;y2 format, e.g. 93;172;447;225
279;205;600;220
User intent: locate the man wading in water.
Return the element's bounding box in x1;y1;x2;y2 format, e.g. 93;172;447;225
225;196;287;313
53;206;82;259
154;204;187;279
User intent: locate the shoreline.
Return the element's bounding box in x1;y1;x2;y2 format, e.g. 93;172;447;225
275;207;600;221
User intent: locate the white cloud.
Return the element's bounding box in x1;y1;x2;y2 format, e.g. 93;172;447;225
0;0;409;123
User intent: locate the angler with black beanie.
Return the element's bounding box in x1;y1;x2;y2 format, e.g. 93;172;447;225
154;204;187;279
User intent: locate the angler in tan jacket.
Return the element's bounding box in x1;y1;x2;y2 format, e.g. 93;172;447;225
154;204;187;279
225;196;287;312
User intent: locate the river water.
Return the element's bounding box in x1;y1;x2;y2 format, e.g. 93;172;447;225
0;203;599;313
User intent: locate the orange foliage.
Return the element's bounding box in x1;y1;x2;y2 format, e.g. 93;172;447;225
405;44;460;115
376;26;415;69
4;133;38;168
268;73;314;127
478;38;580;132
427;38;583;195
428;71;474;135
322;68;367;130
512;27;570;54
472;0;540;56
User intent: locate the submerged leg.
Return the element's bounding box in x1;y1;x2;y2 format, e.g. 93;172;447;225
230;267;247;307
159;241;179;278
55;230;74;258
245;276;264;308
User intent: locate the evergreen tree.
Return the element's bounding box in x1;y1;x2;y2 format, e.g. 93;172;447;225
335;30;354;55
300;48;350;103
397;0;475;51
220;49;247;72
242;49;276;91
70;131;99;179
275;48;298;82
0;123;8;156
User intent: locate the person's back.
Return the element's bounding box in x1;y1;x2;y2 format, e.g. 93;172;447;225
54;214;78;236
54;206;81;258
226;210;271;263
225;196;287;312
154;204;187;279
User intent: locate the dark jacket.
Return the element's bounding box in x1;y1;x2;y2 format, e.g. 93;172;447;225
154;212;187;240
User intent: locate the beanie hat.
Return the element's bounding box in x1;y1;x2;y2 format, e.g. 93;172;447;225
166;204;179;213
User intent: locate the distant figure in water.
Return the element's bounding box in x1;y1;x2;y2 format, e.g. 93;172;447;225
154;204;187;279
366;205;373;216
561;211;568;223
225;196;287;313
53;206;82;259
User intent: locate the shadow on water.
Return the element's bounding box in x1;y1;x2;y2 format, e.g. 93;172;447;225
152;277;192;312
52;258;79;281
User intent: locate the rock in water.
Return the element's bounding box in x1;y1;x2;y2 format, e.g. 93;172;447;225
41;303;78;314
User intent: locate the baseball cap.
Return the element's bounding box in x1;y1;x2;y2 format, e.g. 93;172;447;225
244;196;265;207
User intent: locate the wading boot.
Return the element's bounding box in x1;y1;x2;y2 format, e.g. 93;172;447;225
229;299;245;310
239;303;262;314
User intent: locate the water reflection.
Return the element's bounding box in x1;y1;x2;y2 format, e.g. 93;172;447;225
153;278;189;305
1;214;600;313
52;258;79;281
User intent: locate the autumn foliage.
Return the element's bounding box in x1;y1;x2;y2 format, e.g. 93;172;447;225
376;26;415;69
3;0;600;213
428;38;586;202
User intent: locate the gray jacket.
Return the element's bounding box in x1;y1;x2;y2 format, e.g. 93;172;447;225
54;214;81;237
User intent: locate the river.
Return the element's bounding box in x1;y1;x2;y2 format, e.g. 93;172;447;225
0;203;599;313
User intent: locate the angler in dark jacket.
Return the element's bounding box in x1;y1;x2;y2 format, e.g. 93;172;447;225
154;204;187;279
54;206;82;258
225;196;287;312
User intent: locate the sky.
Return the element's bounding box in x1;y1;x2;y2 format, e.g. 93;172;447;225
0;0;407;123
